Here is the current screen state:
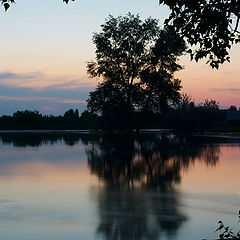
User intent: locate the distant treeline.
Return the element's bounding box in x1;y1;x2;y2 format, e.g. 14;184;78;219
0;99;238;131
0;109;100;130
136;98;227;132
87;97;234;132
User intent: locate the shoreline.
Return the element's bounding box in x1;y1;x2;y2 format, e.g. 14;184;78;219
0;129;240;139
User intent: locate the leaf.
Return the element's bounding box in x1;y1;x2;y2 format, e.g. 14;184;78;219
224;226;229;232
3;2;10;11
63;0;75;3
219;233;224;239
216;224;224;232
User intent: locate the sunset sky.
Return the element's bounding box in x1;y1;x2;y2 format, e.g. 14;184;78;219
0;0;239;115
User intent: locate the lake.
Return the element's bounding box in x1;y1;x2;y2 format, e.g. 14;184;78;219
0;131;239;240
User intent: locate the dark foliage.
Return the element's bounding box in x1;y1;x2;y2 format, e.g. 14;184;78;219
228;105;238;111
0;99;231;131
159;0;240;68
160;96;226;132
0;109;100;130
216;211;240;239
87;13;186;129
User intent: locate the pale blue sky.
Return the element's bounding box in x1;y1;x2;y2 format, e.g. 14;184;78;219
0;0;239;115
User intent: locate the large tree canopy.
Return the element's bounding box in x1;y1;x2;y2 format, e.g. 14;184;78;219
159;0;240;68
87;13;186;128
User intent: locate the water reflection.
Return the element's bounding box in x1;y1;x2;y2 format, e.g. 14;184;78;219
85;133;221;240
0;132;78;147
0;132;227;240
0;131;103;147
96;190;185;240
87;134;220;189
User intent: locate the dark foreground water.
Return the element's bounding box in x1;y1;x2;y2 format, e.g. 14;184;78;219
0;131;239;240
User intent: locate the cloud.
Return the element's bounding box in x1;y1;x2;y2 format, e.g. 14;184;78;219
0;71;96;90
0;85;92;100
0;96;31;101
0;94;87;115
0;72;34;80
49;79;94;90
0;95;86;104
0;76;92;115
60;100;86;104
40;106;61;113
210;88;240;92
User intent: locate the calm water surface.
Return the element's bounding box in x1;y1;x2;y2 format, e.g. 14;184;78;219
0;132;239;240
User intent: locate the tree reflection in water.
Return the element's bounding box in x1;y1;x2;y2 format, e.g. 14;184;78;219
0;132;82;147
0;132;221;240
86;133;220;240
87;134;219;189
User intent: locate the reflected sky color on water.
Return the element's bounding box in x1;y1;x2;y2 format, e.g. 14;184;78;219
0;132;239;240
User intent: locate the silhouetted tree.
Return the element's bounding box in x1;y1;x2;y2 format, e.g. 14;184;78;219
162;94;196;131
178;94;194;110
80;110;98;120
199;99;221;123
13;110;42;124
87;82;132;129
80;110;100;128
156;95;228;132
139;27;185;114
159;0;240;68
229;105;238;111
63;108;79;122
87;13;186;129
201;99;220;111
75;109;79;118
